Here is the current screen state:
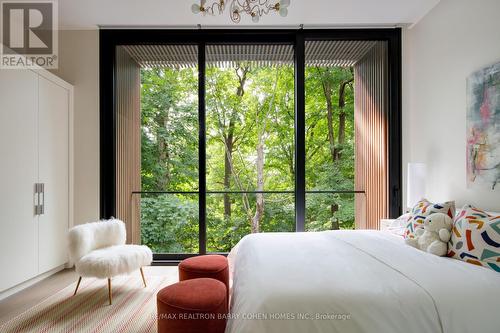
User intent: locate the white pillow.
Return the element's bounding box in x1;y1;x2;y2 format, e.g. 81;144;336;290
448;205;500;273
384;213;410;237
453;210;499;217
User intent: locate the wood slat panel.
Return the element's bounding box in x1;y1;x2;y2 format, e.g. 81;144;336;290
354;42;388;230
123;45;198;69
116;46;141;244
122;41;376;68
207;44;294;68
305;40;376;67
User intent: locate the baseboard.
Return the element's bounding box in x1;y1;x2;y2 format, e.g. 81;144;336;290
0;264;66;301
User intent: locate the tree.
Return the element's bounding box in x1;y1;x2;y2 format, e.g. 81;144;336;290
141;67;198;192
305;67;355;230
250;68;281;233
314;67;353;162
139;62;355;253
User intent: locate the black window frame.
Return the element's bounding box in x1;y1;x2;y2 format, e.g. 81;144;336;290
100;28;402;264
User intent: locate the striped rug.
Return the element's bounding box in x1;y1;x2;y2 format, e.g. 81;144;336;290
0;275;176;333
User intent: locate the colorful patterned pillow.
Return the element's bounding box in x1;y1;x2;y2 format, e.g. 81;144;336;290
404;198;455;239
448;205;500;273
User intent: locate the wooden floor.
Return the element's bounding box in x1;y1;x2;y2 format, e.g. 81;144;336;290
0;266;178;326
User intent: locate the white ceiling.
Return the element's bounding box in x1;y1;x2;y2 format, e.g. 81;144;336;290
58;0;440;29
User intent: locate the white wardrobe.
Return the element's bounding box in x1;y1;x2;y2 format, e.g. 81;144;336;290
0;68;73;293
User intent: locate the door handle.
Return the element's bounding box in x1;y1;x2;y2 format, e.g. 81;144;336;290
34;183;42;215
34;183;39;215
40;183;45;215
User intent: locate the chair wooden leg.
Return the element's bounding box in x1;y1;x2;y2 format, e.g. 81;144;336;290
108;278;112;305
73;276;82;296
140;267;147;288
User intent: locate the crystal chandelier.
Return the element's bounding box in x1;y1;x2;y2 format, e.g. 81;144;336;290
191;0;290;24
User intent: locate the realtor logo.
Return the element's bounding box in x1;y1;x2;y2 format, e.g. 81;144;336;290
1;0;58;68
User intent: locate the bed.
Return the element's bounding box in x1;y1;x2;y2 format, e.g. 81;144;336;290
226;230;500;333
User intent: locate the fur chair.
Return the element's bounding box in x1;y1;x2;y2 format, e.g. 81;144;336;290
68;219;153;305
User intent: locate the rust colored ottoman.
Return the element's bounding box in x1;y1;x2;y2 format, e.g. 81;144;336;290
179;255;229;302
157;278;227;333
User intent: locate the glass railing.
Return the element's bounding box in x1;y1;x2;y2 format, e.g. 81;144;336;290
136;192;199;254
206;192;295;253
132;190;364;255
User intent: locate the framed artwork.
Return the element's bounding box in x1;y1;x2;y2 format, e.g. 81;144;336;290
467;61;500;189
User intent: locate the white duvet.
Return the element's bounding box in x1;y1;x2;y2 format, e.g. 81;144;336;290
226;230;500;333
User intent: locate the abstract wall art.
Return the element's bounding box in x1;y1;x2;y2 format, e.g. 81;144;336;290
467;61;500;190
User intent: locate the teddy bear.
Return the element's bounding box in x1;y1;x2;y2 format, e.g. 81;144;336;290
405;213;453;256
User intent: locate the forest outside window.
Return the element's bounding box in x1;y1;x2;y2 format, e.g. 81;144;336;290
108;31;398;260
206;44;295;252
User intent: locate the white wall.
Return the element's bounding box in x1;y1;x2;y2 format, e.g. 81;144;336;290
403;0;500;211
58;0;439;29
50;30;100;225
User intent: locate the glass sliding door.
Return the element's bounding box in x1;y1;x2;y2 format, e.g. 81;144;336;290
205;44;295;253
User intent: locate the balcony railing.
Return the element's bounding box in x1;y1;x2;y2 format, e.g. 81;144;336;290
130;190;365;255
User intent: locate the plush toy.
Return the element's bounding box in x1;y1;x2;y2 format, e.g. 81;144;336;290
405;213;453;256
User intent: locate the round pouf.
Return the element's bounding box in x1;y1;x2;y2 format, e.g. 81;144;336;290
179;255;229;301
157;278;227;333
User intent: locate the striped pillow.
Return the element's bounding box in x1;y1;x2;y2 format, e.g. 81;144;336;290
404;198;455;239
448;205;500;273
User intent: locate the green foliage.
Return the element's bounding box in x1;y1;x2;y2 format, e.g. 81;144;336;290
305;67;355;230
140;194;198;253
206;193;295;252
139;64;355;253
205;66;295;191
141;68;199;192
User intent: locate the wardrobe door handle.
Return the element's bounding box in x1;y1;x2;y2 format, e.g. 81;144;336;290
34;183;40;215
40;183;45;215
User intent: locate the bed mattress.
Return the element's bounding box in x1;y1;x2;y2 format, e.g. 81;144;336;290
226;230;500;333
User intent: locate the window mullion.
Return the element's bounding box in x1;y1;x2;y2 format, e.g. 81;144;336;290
198;42;207;254
295;32;306;232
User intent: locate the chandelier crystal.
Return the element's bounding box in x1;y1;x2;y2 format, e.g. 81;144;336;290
191;0;290;24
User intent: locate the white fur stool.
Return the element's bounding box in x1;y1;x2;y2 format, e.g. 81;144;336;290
68;219;153;305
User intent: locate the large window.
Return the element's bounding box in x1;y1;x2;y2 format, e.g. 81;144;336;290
304;40;372;231
205;44;296;252
103;30;402;261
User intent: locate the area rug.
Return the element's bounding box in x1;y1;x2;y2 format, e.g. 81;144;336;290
0;275;175;333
